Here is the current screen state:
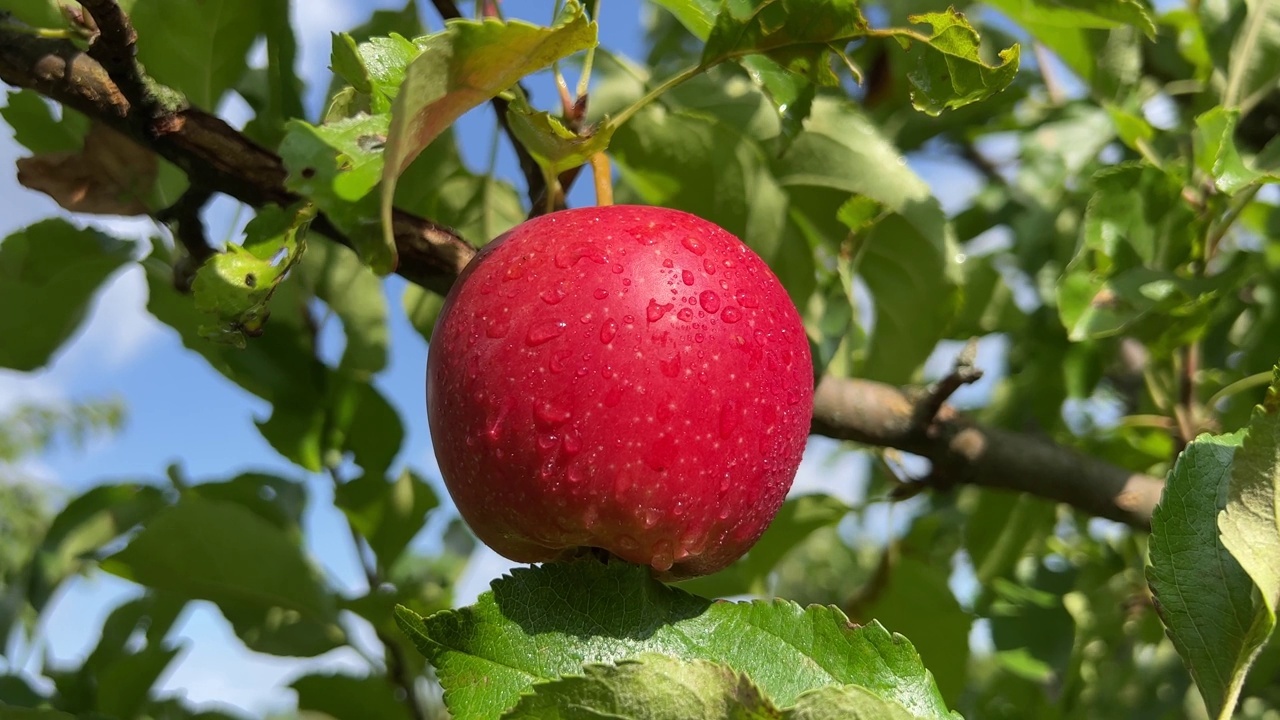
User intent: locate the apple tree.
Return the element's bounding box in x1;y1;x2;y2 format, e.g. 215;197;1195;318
0;0;1278;718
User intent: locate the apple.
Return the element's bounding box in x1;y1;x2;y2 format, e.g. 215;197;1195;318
427;205;813;579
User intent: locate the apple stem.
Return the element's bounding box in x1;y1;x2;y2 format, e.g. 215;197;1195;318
590;153;613;207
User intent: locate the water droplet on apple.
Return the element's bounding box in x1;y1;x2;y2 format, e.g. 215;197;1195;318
718;504;732;520
555;242;607;268
563;430;582;455
753;329;767;346
600;318;618;343
735;289;759;308
623;315;635;324
537;434;559;451
539;282;568;305
699;290;720;313
695;333;704;343
604;384;624;407
703;258;716;275
593;287;608;300
486;315;511;338
526;320;567;346
681;269;695;286
681;236;706;256
643;507;661;528
535;398;572;426
677;308;693;322
721;306;742;324
719;400;740;439
548;349;573;373
619;535;640;551
612;264;624;274
651;540;675;571
662;258;674;268
646;299;674;322
723;258;736;268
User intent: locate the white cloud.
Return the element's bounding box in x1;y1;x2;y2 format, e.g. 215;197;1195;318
59;264;163;374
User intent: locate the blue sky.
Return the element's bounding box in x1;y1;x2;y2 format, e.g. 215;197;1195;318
0;1;998;714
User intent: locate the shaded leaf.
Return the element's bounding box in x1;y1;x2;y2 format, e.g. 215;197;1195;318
1;90;87;154
298;240;389;376
404;284;446;341
17;122;157;215
874;10;1021;116
701;0;868;86
1147;432;1270;719
775;98;958;383
126;0;263;110
335;469;438;568
381;3;597;268
976;0;1155;37
1223;0;1280;111
0;220;133;371
503;655;777;719
102;495;336;622
786;684;917;720
649;0;718;40
1194;106;1279;195
1219;368;1280;628
395;558;956;720
679;494;851;598
292;672;414;720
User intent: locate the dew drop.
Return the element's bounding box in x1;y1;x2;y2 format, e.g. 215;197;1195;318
703;258;717;275
554;242;607;268
718;504;732;520
721;306;742;324
563;430;582;455
567;464;586;484
539;281;568;305
612;264;624;274
593;287;608;300
537;434;559;451
719;473;732;492
549;349;573;373
600;318;618;344
504;262;525;280
677;308;694;322
698;290;721;314
535;398;572;426
526;319;567;346
619;535;640;551
601;365;614;379
753;329;767;346
646;299;674;322
719;400;741;440
681;236;707;256
787;388;801;405
651;540;675;572
643;507;662;529
723;258;736;268
623;315;636;324
695;333;704;343
735;289;759;308
681;269;695;286
662;258;674;268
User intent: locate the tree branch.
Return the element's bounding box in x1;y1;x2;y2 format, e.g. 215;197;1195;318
0;21;1164;529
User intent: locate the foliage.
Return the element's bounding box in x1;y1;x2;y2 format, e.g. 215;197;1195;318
0;0;1278;719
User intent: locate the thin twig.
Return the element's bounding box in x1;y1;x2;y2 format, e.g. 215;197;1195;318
913;338;983;430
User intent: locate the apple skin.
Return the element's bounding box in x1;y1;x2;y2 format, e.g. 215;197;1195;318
427;205;813;579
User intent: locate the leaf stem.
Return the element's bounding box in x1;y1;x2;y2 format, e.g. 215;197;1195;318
576;0;601;99
590;152;613;206
1206;371;1275;411
607;63;705;131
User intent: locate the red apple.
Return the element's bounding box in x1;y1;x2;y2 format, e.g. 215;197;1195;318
426;205;813;579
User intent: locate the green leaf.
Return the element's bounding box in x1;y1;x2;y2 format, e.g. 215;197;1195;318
297;240;388;376
101;495;336;623
701;0;868;85
404;284;446;341
292;672;414;720
380;3;597;265
504;654;780;719
236;0;303;149
775;98;958;383
26;484;166;609
331;33;373;95
395;558;956;720
1219;368;1280;629
125;0;263;109
1057;267;1220;345
786;684;917;720
191;204;312;348
874;10;1021;116
322;378;404;477
335;469;438;568
649;0;718;40
1147;432;1270;720
974;0;1155;38
190;473;307;535
280;114;393;271
1194;107;1280;195
219;596;345;657
856;556;971;705
0;219;134;371
679;494;851;598
983;0;1135;97
505;98;616;176
1;90;87;154
1223;0;1280;112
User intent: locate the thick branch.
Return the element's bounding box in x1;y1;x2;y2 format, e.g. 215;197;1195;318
812;375;1162;529
0;22;1163;529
